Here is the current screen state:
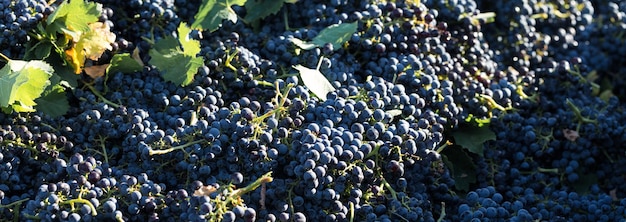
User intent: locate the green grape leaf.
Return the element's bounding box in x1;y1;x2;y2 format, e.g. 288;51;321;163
243;0;284;23
191;0;247;32
450;124;495;157
293;65;335;101
442;146;477;192
47;0;102;33
35;84;69;117
290;22;358;51
149;23;204;87
0;59;53;112
107;53;143;74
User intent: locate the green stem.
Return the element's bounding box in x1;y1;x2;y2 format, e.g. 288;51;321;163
537;167;559;174
436;202;446;222
316;55;325;71
225;48;239;72
60;198;97;216
83;83;121;108
381;178;397;200
97;137;109;164
0;197;29;221
0;53;11;62
149;139;206;155
478;94;507;111
349;202;355;222
436;142;448;154
4;140;38;155
283;7;290;31
257;80;274;87
565;99;596;124
231;172;273;197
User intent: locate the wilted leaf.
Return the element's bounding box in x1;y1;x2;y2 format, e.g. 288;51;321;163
293;65;335;101
563;129;579;141
64;22;116;74
84;64;110;78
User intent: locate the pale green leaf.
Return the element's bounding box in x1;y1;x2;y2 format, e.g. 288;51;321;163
244;0;284;23
191;0;247;32
385;109;402;117
107;53;143;74
293;65;335;101
0;60;53;112
178;22;202;56
289;38;317;50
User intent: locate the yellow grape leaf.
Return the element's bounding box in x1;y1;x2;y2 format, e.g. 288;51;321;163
64;47;84;74
64;22;116;74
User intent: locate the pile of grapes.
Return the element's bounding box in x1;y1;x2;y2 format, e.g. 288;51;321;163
2;0;626;221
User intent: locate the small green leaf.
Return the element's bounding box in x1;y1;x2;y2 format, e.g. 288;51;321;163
291;22;358;51
312;22;358;50
244;0;284;23
191;0;247;32
149;23;204;86
0;59;53;112
35;84;69;117
293;65;335;101
107;53;143;74
450;124;495;157
442;146;477;191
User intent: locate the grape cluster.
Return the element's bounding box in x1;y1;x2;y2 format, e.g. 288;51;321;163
0;0;51;58
2;0;626;221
